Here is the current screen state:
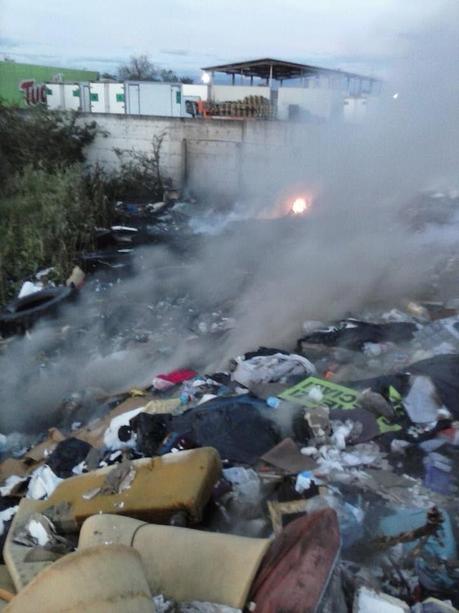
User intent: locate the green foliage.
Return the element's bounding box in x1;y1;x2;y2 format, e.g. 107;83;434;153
0;165;110;302
0;103;99;187
0;104;167;304
110;133;166;200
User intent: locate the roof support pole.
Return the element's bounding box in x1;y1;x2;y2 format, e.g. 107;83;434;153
209;71;214;101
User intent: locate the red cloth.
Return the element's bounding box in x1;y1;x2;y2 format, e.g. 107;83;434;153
156;369;197;384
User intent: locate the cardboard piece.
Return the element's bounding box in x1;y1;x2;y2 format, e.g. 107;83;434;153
72;396;180;448
267;499;309;535
261;438;317;473
24;429;66;464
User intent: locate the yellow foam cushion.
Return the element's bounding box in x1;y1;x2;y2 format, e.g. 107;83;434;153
5;545;154;613
79;514;270;609
41;447;221;526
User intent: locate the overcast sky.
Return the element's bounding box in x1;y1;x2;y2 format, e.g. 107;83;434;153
0;0;447;78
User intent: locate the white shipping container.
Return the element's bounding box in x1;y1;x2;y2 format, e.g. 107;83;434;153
89;83;125;114
107;83;125;114
63;84;82;110
46;83;83;111
125;82;182;117
46;83;64;110
89;82;106;113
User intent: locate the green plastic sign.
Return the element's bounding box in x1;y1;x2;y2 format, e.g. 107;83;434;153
279;376;360;409
280;376;403;434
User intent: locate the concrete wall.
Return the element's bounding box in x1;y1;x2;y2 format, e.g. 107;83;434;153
82;113;326;198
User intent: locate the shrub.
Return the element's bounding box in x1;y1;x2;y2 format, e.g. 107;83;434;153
110;133;166;201
0;105;168;304
0;103;99;187
0;165;109;302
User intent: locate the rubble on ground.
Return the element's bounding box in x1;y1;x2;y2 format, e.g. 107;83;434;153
0;197;458;611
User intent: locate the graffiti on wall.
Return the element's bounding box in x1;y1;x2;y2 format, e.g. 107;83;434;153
18;75;64;106
19;80;47;105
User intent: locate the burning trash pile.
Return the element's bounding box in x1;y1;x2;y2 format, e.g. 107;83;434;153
0;195;459;612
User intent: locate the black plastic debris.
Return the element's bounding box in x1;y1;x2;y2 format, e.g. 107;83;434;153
243;347;290;360
351;354;459;419
0;286;76;336
46;438;93;478
409;354;459;418
298;319;418;351
76;249;134;273
171;396;280;464
128;412;173;457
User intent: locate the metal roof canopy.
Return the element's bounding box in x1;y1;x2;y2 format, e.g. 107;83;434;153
201;58;377;82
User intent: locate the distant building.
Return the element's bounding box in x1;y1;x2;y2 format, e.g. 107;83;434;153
201;58;381;122
41;56;381;123
0;60;98;107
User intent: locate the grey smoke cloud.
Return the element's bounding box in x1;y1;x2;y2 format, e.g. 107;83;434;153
1;1;458;434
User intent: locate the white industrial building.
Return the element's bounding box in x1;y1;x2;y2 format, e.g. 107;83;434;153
46;57;379;123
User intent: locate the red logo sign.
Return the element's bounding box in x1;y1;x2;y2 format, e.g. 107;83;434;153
19;80;47;106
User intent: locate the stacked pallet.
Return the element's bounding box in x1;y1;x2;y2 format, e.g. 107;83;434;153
207;95;273;119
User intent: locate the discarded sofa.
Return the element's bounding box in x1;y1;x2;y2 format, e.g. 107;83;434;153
39;447;220;527
4;545;154;613
3;448;221;591
79;514;270;609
